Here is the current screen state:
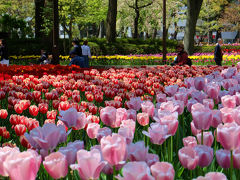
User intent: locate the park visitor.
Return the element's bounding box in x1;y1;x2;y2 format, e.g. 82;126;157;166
71;39;82;57
171;43;191;66
38;49;48;64
214;38;223;66
81;40;91;68
0;39;9;66
69;51;85;67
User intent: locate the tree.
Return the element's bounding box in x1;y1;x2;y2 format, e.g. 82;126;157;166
126;0;153;38
106;0;117;42
184;0;203;55
35;0;45;38
198;0;228;43
219;2;240;33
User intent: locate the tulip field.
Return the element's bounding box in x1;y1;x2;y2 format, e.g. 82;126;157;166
1;63;240;180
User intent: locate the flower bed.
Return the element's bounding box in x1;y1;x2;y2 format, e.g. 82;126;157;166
0;64;239;179
7;53;240;66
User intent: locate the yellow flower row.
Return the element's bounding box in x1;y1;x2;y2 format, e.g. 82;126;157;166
7;54;240;61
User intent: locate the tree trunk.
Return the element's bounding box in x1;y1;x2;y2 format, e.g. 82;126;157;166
208;31;213;44
152;28;157;39
106;0;117;43
35;0;45;39
133;9;140;38
52;0;59;64
184;0;203;55
173;22;178;40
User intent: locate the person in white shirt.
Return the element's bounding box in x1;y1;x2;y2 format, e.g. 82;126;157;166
81;40;91;68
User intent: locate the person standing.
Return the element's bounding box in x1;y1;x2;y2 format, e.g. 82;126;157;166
81;40;91;68
214;38;223;66
0;39;9;66
71;39;82;57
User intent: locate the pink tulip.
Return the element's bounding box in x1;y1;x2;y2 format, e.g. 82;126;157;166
174;92;188;106
191;103;205;112
87;123;100;139
3;149;41;180
178;146;199;170
183;136;197;147
194;77;205;91
146;153;159;167
70;149;107;180
192;107;212;130
203;99;214;109
159;113;178;136
191;91;207;104
216;149;231;168
100;106;117;128
156;93;167;103
233;108;240;126
141;101;155;117
128;97;142;111
0;147;19;177
150;162;175;180
97;127;112;143
59;146;77;165
58;108;87;129
116;161;154;180
164;84;179;97
187;99;198;112
116;108;128;127
234;92;240;105
205;172;227;180
43;152;68;179
220;107;234;123
232;148;240;168
127;141;148;162
211;110;222;128
172;100;184;115
196;131;214;147
118;127;134;144
160;101;178;113
217;122;240;150
127;109;137;121
221;95;236;108
142;123;169;145
101;133;127;166
206;83;220;100
120;119;136;134
194;145;213;167
67;140;84;150
137;112;149;126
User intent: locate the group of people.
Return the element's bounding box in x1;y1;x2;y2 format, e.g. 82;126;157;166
1;37;223;67
171;38;223;66
38;39;91;68
68;39;91;68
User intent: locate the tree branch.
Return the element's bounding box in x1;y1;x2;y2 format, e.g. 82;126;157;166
138;0;154;9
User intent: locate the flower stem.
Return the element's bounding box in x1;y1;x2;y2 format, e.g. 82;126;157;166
201;130;204;145
230;150;233;180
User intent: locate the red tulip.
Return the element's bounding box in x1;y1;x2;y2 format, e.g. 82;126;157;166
38;103;48;114
14;124;26;136
29;105;39;116
14;104;24;114
0;109;8;119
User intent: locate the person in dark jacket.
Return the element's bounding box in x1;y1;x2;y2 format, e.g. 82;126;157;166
0;39;9;66
70;39;82;56
171;43;191;66
214;38;223;66
37;50;48;64
69;51;85;67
